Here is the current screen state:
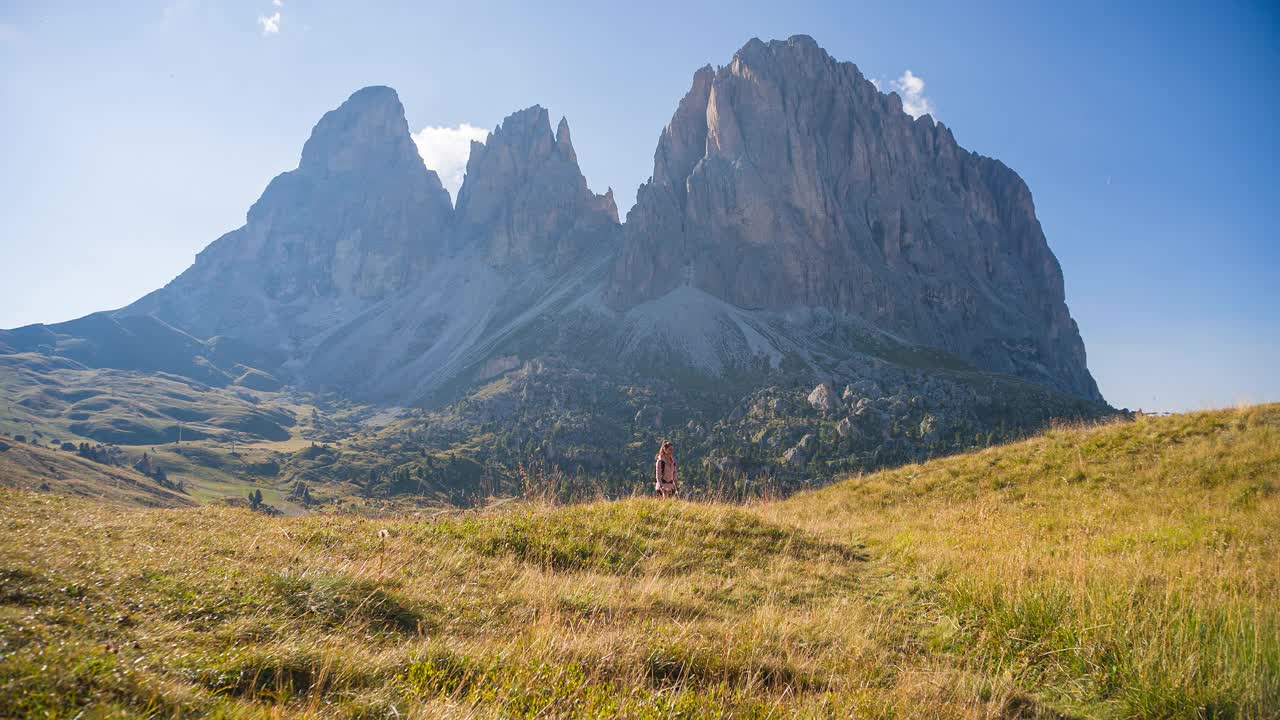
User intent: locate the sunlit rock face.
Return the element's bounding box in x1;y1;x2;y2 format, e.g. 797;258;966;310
609;36;1100;401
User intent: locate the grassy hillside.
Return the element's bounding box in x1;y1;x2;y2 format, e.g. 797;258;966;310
0;440;193;508
0;353;414;511
1;405;1276;718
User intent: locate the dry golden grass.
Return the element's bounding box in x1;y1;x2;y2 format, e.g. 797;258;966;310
767;404;1280;718
0;441;193;509
1;405;1276;718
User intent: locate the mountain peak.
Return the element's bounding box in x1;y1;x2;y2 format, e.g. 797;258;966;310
786;33;819;48
454;105;618;269
650;64;714;200
345;84;401;105
126;84;454;345
492;105;551;139
733;34;824;57
298;85;430;180
555;116;577;164
728;33;839;81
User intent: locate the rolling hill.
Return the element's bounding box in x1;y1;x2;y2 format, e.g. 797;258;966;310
2;404;1275;718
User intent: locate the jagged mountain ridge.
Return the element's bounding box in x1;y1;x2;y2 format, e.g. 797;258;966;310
2;36;1104;412
453;105;619;269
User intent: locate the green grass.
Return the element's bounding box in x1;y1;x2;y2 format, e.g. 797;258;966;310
0;353;364;510
0;441;194;508
1;405;1277;718
0;353;297;445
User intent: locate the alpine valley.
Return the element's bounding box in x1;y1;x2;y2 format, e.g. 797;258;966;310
0;36;1115;511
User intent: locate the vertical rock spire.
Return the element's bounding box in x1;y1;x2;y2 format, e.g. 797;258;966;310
454;105;619;270
555;116;577;165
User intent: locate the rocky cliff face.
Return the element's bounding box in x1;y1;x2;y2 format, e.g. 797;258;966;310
0;37;1114;496
6;36;1103;411
454;106;619;271
125;86;454;351
609;36;1100;401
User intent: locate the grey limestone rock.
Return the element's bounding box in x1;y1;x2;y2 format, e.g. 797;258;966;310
608;36;1101;401
454;105;619;271
807;383;837;413
6;36;1108;435
836;417;854;438
783;433;816;466
124;86;454;352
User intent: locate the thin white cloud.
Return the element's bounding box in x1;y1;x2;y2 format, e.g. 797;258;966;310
891;70;935;119
273;0;283;5
412;123;489;203
258;10;281;34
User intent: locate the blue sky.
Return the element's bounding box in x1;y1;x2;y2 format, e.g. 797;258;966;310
1;0;1276;411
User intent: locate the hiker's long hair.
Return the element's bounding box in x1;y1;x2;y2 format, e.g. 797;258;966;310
656;440;673;460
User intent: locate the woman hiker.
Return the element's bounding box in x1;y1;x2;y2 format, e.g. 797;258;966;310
655;441;678;498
